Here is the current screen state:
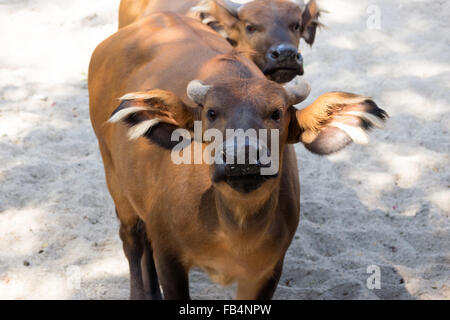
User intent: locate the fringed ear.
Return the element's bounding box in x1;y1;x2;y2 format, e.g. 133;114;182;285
288;92;388;155
190;1;228;38
108;89;195;146
209;0;241;29
301;0;324;46
189;1;241;45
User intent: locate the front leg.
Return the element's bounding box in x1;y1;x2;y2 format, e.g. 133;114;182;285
118;217;147;300
141;229;163;300
153;250;191;300
236;260;284;300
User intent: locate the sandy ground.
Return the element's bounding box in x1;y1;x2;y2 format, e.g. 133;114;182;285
0;0;449;300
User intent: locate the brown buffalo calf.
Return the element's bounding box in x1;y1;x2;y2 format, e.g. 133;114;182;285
118;0;322;83
89;13;387;299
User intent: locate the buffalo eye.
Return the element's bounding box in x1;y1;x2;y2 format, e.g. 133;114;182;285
290;22;300;32
271;109;281;122
245;23;257;34
207;109;217;122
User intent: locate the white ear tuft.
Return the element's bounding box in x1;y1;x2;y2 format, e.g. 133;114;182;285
344;111;386;129
202;16;218;25
119;93;153;101
108;106;148;123
329;122;369;145
127;119;161;140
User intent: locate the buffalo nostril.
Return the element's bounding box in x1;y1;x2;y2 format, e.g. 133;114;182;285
271;50;280;60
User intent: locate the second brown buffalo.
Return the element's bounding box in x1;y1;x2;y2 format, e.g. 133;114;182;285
118;0;322;83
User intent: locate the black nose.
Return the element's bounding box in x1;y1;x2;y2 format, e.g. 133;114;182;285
267;43;303;65
222;139;271;177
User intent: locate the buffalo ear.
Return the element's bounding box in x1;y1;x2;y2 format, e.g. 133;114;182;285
211;0;240;29
108;89;195;146
288;92;388;155
301;0;322;45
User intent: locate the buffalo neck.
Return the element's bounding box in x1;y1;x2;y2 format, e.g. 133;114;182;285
212;181;280;235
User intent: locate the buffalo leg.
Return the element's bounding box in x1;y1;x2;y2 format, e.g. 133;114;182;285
141;228;162;300
153;250;190;300
236;259;284;300
118;213;147;300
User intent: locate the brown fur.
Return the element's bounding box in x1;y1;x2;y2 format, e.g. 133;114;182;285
118;0;322;82
89;13;387;300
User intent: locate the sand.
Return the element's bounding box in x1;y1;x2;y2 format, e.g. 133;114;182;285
0;0;448;300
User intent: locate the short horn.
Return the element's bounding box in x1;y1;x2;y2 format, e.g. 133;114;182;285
220;0;249;17
187;80;211;106
284;80;311;105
